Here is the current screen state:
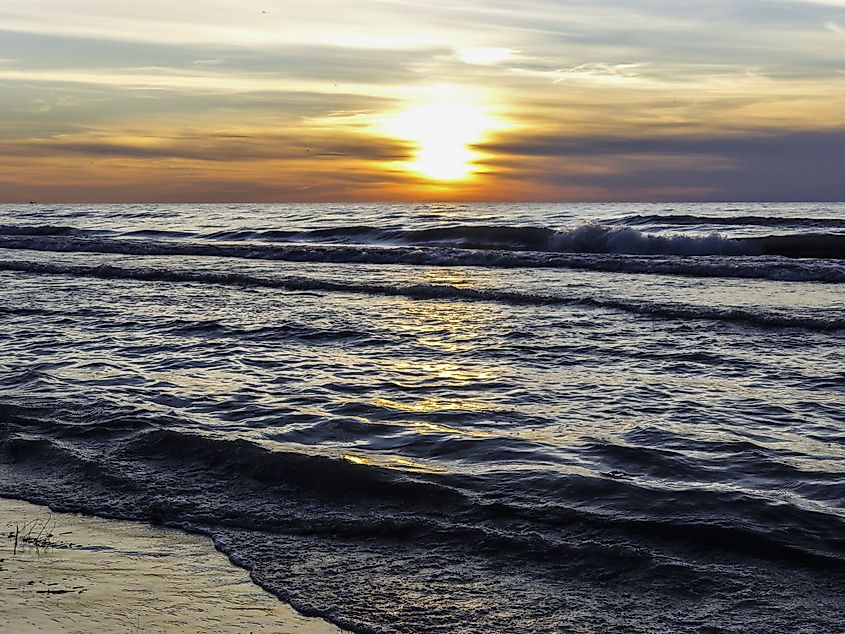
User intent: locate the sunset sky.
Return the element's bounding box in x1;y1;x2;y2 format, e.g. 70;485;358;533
2;0;845;202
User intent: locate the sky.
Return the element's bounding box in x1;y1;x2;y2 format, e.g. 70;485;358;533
1;0;845;202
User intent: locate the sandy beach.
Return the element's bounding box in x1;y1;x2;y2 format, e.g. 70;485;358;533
0;497;341;633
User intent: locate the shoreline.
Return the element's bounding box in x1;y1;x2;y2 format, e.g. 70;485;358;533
0;496;342;633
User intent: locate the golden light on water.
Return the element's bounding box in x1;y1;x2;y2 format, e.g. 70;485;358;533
342;454;372;466
383;92;500;182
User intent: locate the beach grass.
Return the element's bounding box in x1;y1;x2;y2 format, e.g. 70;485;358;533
0;496;342;633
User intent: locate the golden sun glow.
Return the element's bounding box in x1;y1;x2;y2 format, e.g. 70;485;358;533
384;96;499;181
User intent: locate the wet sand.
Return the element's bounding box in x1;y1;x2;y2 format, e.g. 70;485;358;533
0;497;342;633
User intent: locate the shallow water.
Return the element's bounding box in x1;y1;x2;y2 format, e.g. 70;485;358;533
1;202;844;632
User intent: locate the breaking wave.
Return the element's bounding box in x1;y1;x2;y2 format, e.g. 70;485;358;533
0;234;843;283
203;223;756;255
1;221;843;260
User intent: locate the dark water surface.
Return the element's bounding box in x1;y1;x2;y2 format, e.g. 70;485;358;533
1;202;844;632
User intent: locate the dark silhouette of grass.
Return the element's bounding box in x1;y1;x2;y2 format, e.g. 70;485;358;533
6;514;60;554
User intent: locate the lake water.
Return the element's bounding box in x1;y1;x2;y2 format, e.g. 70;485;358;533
1;202;844;632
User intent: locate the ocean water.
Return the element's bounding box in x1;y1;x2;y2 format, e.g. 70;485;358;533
0;202;843;633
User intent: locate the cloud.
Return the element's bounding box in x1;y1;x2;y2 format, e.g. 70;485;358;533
0;29;442;87
3;0;845;200
457;48;516;65
478;128;845;200
552;62;648;85
0;129;412;163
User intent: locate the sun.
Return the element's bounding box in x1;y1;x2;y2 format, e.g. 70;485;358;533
384;98;497;181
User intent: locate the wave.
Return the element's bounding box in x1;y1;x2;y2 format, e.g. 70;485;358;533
193;222;845;257
2;221;844;259
754;234;845;259
619;214;845;229
3;401;845;633
1;233;844;283
161;317;385;344
2;416;843;569
0;223;86;236
208;223;728;255
0;305;72;317
3;259;842;331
